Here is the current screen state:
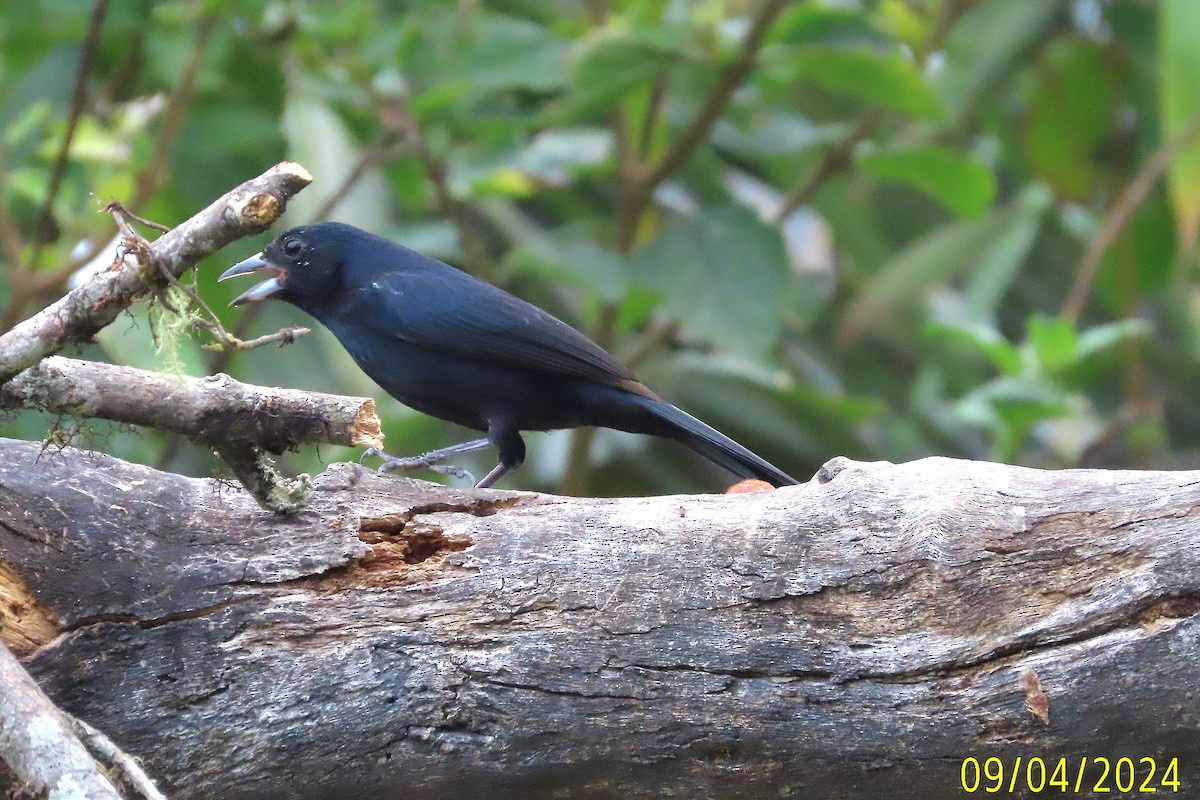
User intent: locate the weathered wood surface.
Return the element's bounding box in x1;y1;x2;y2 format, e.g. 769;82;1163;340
0;639;123;799
0;436;1197;799
0;355;383;453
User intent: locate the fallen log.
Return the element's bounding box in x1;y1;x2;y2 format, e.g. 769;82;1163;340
0;437;1196;799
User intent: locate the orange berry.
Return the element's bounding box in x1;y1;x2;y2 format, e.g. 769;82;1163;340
725;479;774;494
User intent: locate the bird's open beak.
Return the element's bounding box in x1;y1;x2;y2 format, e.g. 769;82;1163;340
219;253;286;306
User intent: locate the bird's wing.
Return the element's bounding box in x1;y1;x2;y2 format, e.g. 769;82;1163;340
359;267;650;394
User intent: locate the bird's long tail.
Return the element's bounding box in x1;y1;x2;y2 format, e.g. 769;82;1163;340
621;393;799;487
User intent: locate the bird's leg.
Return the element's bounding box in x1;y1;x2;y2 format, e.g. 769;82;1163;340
360;437;492;481
475;462;510;489
476;422;525;489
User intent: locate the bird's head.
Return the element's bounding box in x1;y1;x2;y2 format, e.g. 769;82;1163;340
220;222;355;309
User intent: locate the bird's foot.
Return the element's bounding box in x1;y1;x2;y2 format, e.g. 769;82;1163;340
359;448;476;482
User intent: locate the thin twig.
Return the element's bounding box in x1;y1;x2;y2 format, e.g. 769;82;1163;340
584;0;607;25
637;76;669;160
564;0;787;493
0;149;25;270
32;10;216;303
0;162;313;383
775;111;882;222
26;0;110;273
774;0;970;222
573;1;784;482
108;197;309;356
105;200;295;356
202;302;259;375
313;137;403;223
68;716;168;800
201;326;310;352
104;201;153;258
1060;106;1200;324
636;0;787;198
619;318;680;371
611;104;633;188
917;0;977;63
105;200;194;348
204;136;396;377
12;12;217;318
116;204;171;233
613;0;787;253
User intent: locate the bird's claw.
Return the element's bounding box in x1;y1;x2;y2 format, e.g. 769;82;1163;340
362;449;474;483
374;454;416;474
427;463;476;482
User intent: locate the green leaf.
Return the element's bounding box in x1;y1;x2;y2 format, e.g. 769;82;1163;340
408;83;471;119
874;0;928;51
517;128;613;183
282;90;390;230
1059;318;1152;386
1160;0;1200;248
933;0;1063;122
506;239;628;304
631;205;789;357
711;111;844;157
569;29;686;112
1073;319;1152;364
469;166;536;198
38;116;128;164
960;184;1051;319
787;47;943;118
1023;37;1117;200
7;166;49;205
1099;192;1176;308
615;285;664;335
924;321;1022;376
1026;315;1077;374
982;380;1070;426
453;14;569;94
859;145;996;217
955;376;1070;431
654;353;881;467
2;102;50;147
768;5;877;48
840;185;1051;341
983;379;1071;436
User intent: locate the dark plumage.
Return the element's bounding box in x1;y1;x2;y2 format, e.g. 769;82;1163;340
220;222;796;489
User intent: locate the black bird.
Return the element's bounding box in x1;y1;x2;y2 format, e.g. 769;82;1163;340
220;222;797;489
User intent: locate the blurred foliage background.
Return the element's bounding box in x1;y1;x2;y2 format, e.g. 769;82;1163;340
2;0;1199;496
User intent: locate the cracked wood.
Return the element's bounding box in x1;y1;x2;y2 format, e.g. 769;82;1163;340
0;439;1197;799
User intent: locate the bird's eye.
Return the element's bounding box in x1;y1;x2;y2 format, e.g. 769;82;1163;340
282;238;303;258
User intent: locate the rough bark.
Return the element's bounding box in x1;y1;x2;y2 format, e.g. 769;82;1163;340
0;355;383;453
0;437;1197;799
0;640;123;799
